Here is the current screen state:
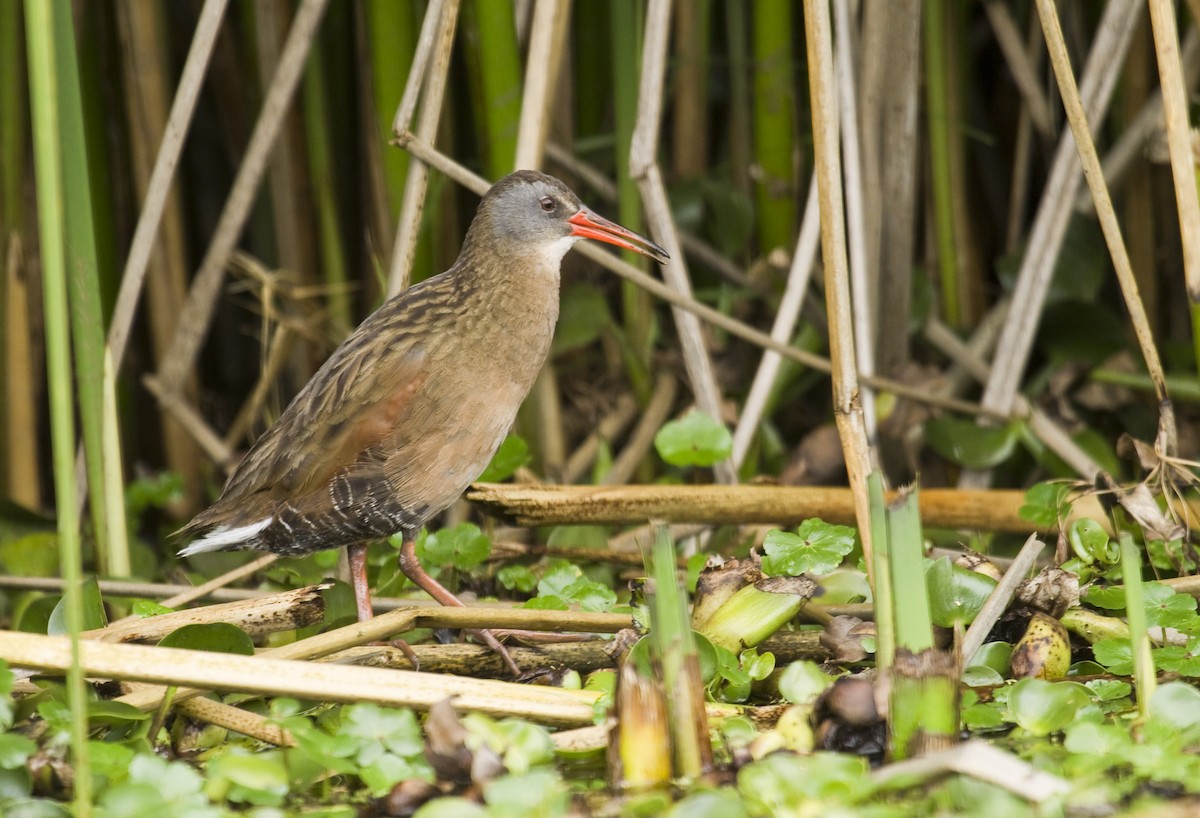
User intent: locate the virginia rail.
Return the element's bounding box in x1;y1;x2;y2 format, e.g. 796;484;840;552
176;170;668;671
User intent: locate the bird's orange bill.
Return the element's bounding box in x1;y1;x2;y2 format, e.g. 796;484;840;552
568;208;670;264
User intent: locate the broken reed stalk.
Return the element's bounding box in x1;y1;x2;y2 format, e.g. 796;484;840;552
884;486;958;761
467;482;1117;533
649;520;712;780
1;629;596;727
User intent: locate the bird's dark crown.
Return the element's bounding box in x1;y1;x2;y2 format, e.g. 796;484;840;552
467;169;584;251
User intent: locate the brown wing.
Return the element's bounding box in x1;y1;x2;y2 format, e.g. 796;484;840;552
214;330;430;507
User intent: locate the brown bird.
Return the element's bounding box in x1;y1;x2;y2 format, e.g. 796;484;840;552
176;170;668;671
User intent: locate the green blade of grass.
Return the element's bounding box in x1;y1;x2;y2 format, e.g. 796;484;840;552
24;0;92;808
1120;532;1155;718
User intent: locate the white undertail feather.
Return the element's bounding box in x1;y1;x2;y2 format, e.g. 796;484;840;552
177;517;273;557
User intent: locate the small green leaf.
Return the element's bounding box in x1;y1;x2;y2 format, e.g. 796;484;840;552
536;561;582;598
131;599;175;618
962;666;1004;687
654;410;733;467
420;523;491;570
1143;582;1199;630
478;435;530;483
157;623;254;655
1092;638;1133;675
925;416;1021;469
969;642;1013;676
1082;585;1126;610
414;798;488;818
524;595;568;611
761;519;856;577
926;557;997;628
1008;678;1091;736
497;564;538;593
1069;518;1116;565
561;577;617;612
48;575;106;634
0;732;36;770
1019;482;1073;528
1149;681;1200;737
776;660;835;705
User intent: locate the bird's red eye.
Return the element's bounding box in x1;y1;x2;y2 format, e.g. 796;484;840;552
539;196;556;212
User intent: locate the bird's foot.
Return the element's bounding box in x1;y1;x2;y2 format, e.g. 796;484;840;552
467;628;522;677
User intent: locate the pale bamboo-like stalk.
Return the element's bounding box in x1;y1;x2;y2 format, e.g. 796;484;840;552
731;176;819;469
114;0;205;513
960;534;1045;665
5;630;597;727
108;0;228;370
393;130;999;420
832;0;876;440
1078;29;1200;213
386;0;459;296
514;0;571;169
629;0;734;485
156;0;329;397
862;0;921;377
1147;0;1200;303
975;1;1140;429
1034;0;1176;456
802;0;874;572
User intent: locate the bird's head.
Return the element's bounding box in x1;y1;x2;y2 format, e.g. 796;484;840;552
472;170;669;266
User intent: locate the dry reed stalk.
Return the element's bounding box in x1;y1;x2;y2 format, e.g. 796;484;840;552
87;584;327;643
833;0;877;439
1147;0;1200;304
114;0;207;509
1035;0;1176;456
630;0;737;485
108;0;228;370
387;0;459;296
731;176;819;469
975;1;1140;431
3;630;597;726
802;0;874;572
156;0;330;397
467;482;1116;533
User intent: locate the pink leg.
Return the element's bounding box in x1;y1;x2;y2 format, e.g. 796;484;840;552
398;531;521;676
348;543;374;622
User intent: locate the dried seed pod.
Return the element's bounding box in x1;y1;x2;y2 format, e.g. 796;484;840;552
1010;612;1072;680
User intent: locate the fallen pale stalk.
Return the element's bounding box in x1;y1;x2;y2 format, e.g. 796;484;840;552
115;604;628;711
1;630;597;727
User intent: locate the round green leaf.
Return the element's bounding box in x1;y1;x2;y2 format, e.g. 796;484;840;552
654;410;733;467
925;417;1021;469
1008;678;1091;736
157;623;254;655
926;557;997;628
